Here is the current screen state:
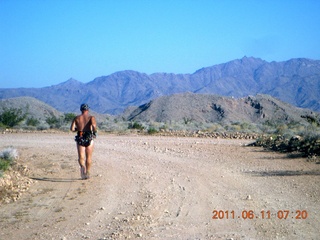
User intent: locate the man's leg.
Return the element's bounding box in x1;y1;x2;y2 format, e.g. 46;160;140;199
77;144;86;179
85;142;94;178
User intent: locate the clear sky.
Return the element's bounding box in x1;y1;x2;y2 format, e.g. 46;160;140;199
1;0;320;88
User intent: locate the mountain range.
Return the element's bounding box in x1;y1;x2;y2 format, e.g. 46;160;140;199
0;57;319;114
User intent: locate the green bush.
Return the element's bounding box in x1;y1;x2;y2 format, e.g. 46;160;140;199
37;123;49;131
128;122;144;130
148;127;158;134
64;113;76;122
0;158;11;172
46;115;61;128
0;107;26;127
0;148;18;175
26;117;40;126
275;124;288;135
183;117;192;124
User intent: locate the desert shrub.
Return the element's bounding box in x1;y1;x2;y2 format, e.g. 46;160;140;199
183;117;193;124
64;113;76;122
166;120;218;132
26;116;40;126
250;130;320;157
128;121;144;130
0;147;18;160
147;127;158;134
301;114;320;126
46;115;58;125
275;124;288;135
290;124;306;134
236;122;259;132
159;124;168;131
0;107;26;127
0;159;11;176
24;126;37;131
36;123;50;131
46;115;63;128
301;130;320;141
100;120;128;132
0;147;18;175
228;123;242;132
205;123;224;132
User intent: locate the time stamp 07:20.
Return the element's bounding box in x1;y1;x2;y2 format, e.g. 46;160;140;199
212;210;308;220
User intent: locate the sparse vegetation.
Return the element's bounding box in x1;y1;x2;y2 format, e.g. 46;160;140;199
45;115;67;129
250;133;320;158
26;116;40;126
301;114;320;126
147;127;158;134
0;96;319;161
0;147;18;177
0;107;26;127
183;117;193;124
64;113;76;122
128;121;144;130
45;115;59;128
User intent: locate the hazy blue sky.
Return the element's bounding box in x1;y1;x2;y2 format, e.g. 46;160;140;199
1;0;320;88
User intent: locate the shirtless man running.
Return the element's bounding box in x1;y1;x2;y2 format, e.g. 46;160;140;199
70;104;97;179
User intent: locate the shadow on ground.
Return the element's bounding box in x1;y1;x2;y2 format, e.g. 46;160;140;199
251;149;319;161
245;170;320;177
31;177;79;182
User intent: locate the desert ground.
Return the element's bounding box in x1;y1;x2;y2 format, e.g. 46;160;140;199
0;132;319;240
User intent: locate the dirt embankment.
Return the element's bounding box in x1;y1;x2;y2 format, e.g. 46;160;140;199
0;133;319;240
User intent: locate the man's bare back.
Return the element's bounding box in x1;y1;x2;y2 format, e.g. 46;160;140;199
71;113;96;132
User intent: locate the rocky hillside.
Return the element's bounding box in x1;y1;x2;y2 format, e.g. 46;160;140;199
1;94;319;131
0;57;319;114
122;93;317;125
0;97;62;121
0;97;110;125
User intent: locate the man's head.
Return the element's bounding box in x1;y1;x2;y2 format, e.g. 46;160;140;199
80;103;90;112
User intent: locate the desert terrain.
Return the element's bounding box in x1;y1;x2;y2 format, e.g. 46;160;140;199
0;132;319;240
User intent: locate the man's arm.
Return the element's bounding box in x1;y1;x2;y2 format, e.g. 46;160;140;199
91;116;97;135
70;118;77;132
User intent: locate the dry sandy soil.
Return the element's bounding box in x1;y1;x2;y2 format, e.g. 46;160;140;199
0;132;319;240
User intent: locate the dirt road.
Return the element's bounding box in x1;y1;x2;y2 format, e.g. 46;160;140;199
0;133;319;239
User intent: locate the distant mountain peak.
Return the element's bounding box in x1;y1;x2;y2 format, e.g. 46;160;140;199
240;55;264;62
64;78;82;84
68;77;78;81
0;57;319;114
55;78;84;88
